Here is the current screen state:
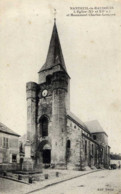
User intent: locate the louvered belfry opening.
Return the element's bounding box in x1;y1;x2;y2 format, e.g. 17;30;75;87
40;116;48;137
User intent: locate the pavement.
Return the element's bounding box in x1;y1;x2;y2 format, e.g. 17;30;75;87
0;168;102;194
1;168;121;194
31;169;121;194
26;168;102;193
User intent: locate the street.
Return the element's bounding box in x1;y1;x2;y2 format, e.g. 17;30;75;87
0;169;121;194
30;169;121;194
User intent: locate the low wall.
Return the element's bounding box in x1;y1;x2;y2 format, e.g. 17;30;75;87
0;163;20;173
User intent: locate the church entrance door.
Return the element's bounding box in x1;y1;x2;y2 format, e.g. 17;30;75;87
43;149;51;164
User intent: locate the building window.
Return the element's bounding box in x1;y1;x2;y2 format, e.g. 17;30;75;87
3;137;9;148
67;140;71;149
40;116;48;137
93;135;96;140
66;140;71;162
74;125;76;129
92;144;94;155
85;140;87;155
12;154;17;163
70;122;72;127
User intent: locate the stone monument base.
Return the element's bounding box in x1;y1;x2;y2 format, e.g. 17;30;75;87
22;158;34;171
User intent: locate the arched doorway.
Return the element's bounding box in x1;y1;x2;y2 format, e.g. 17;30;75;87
42;144;51;164
38;140;51;165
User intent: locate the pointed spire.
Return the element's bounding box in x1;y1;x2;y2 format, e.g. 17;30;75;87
39;21;68;74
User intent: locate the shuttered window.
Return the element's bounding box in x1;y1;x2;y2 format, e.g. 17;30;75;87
3;137;9;148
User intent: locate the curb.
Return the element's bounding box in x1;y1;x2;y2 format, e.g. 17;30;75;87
26;169;104;194
0;176;29;185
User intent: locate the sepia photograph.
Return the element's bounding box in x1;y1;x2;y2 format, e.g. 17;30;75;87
0;0;121;193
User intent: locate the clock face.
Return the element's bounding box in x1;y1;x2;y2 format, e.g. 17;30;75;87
42;90;48;97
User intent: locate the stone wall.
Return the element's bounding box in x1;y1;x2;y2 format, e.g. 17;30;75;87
26;68;110;170
66;117;110;170
27;70;69;167
66;119;83;170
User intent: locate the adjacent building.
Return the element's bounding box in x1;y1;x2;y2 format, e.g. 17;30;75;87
0;122;20;170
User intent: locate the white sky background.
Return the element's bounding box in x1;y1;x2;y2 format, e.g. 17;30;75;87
0;0;121;153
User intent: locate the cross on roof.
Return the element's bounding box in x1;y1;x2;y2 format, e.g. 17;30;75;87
54;9;56;22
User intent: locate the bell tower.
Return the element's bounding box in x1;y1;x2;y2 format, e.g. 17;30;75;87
26;21;70;168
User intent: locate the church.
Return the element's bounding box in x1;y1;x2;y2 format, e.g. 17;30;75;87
24;21;110;170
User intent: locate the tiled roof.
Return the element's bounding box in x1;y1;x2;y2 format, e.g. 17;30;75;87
85;120;108;136
67;111;90;133
0;122;20;137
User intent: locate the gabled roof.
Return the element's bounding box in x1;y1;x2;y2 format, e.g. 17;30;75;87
85;120;108;136
0;122;20;137
67;111;90;133
39;22;68;75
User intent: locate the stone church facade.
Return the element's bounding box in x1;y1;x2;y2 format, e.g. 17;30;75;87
25;21;110;170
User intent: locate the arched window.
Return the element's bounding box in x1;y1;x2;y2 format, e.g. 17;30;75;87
93;135;96;140
67;140;71;149
40;116;48;137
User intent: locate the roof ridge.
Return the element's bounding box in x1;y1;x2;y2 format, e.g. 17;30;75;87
67;111;90;133
85;120;108;136
0;122;20;136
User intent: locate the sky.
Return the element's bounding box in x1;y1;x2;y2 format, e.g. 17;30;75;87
0;0;121;153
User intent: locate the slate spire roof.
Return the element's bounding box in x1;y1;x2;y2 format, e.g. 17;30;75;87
39;21;68;74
